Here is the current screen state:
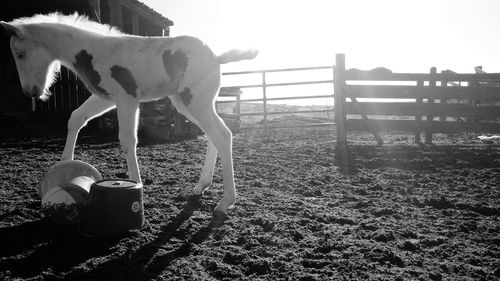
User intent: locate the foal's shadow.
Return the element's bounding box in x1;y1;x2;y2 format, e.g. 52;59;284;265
63;195;226;280
0;195;225;280
131;195;227;274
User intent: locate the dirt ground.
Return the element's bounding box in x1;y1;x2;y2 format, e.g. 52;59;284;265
0;117;499;280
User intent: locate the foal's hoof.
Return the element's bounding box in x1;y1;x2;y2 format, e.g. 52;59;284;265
193;183;212;195
209;210;228;228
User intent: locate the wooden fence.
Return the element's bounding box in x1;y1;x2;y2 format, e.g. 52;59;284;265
334;53;500;150
218;66;335;129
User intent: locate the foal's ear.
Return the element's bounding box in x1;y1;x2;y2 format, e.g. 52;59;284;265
0;21;23;38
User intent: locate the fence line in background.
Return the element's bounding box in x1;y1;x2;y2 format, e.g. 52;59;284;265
334;53;500;148
218;66;335;129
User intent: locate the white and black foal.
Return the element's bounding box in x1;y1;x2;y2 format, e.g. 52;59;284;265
0;13;258;215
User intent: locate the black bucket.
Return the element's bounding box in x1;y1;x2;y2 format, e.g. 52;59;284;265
79;179;144;236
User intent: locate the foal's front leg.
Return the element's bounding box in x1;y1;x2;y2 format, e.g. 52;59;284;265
116;101;142;185
61;94;115;160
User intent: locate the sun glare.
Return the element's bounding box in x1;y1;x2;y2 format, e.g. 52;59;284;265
207;0;499;74
143;0;500;73
213;0;436;72
214;0;341;70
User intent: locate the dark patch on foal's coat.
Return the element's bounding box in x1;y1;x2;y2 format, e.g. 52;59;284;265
162;49;188;83
110;65;138;98
162;50;190;106
73;50;110;97
179;87;193;106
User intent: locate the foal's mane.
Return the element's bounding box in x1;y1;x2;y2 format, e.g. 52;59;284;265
11;12;123;36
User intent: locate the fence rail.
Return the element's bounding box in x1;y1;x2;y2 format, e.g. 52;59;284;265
344;85;500;100
344;70;500;81
343;103;500;118
219;66;335;129
345;119;500;133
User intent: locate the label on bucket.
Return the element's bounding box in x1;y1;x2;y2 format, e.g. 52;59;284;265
131;201;140;213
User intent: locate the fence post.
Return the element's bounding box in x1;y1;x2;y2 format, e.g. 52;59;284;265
335;54;347;148
467;76;479;122
68;71;77;112
439;72;448;121
31;98;36;112
61;67;69;116
334;53;350;173
425;67;437;144
262;71;268;128
414;79;423;143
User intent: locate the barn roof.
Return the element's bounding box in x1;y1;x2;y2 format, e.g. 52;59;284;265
123;0;174;28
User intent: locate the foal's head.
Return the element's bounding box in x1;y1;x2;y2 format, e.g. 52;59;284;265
1;22;59;100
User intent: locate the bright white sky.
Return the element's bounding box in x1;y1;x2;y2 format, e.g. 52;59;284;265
142;0;500;73
140;0;500;106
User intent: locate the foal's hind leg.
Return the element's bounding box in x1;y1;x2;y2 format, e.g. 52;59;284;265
170;95;236;214
201;113;236;214
168;99;218;195
61;94;115;160
194;139;218;195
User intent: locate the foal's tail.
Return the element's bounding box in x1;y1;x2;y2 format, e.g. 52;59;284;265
217;49;259;64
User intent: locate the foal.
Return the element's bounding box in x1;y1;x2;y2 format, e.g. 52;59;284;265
1;13;257;215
